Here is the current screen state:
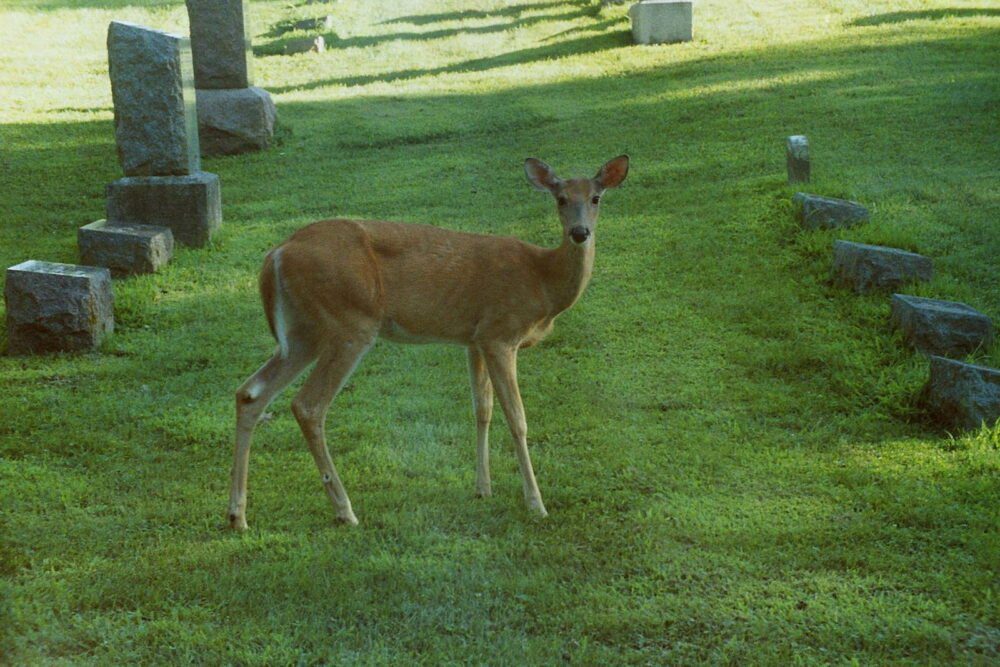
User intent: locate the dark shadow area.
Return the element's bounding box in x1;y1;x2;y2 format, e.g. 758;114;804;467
381;0;590;26
542;15;628;41
257;5;601;55
849;8;1000;26
266;30;632;92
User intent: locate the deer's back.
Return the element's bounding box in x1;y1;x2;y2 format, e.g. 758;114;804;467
275;219;550;345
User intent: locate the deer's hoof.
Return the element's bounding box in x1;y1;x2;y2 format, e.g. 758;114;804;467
228;512;249;531
527;499;548;518
337;509;359;526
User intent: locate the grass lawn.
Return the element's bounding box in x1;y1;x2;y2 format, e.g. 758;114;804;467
1;0;999;663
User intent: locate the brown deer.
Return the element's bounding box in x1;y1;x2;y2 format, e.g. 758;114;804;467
227;155;629;529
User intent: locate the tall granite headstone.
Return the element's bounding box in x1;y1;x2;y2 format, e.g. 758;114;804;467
101;21;222;248
186;0;277;155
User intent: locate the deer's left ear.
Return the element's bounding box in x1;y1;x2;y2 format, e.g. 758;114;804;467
595;155;630;190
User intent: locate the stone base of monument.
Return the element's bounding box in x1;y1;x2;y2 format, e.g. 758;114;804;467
4;260;114;355
793;193;870;230
832;241;932;294
78;220;174;277
921;356;1000;431
629;1;693;44
106;172;221;248
196;86;277;156
891;294;994;357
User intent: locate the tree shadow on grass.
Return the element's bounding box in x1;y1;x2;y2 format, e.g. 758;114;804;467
848;8;1000;27
266;30;632;93
257;5;602;55
381;0;591;26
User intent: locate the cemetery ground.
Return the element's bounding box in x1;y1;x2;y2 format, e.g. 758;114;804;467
1;0;998;663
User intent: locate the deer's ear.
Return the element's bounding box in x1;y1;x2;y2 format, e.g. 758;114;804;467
595;155;629;190
524;158;562;193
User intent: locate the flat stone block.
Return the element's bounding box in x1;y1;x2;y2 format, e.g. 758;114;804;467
78;220;174;276
293;15;334;31
4;261;114;355
106;172;221;248
786;135;810;184
921;356;1000;430
891;294;994;357
196;86;276;156
832;241;932;294
186;0;254;89
284;36;326;54
793;193;870;230
107;21;200;176
629;1;693;45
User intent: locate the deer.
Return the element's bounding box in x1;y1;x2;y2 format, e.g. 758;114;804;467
227;155;629;529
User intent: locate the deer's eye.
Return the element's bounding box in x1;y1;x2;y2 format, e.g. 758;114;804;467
557;196;568;206
591;196;601;205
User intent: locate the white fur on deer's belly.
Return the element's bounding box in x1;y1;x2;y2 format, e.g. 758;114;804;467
380;319;455;345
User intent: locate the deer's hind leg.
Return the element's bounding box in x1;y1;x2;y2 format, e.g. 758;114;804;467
291;331;376;526
468;347;494;497
229;345;316;530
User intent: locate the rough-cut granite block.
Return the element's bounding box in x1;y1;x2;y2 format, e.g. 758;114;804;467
921;356;1000;430
78;220;174;276
195;86;276;155
793;193;870;230
185;0;254;89
4;261;114;355
832;241;932;294
106;172;221;248
629;1;693;44
891;294;994;357
107;21;200;176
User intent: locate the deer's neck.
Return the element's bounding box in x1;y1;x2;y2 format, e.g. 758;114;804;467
541;236;595;316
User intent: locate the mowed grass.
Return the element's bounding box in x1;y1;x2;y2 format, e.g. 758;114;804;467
1;0;999;663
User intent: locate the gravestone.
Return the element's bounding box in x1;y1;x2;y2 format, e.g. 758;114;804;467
921;356;1000;430
832;241;932;293
78;220;174;276
98;21;222;249
4;261;114;355
285;35;326;54
786;135;810;184
629;1;693;44
185;0;277;155
793;193;870;230
891;294;994;357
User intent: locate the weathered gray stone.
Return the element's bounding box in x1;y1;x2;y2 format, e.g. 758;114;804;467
629;1;693;45
106;172;222;248
78;220;174;276
832;241;932;294
793;193;870;230
921;356;1000;430
284;36;326;54
185;0;254;89
891;294;994;357
107;21;200;177
786;135;810;184
195;87;276;156
293;15;334;31
4;261;114;355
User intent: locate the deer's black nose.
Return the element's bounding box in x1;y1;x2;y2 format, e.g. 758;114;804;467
569;226;590;244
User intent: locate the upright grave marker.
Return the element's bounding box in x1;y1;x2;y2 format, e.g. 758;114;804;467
787;135;810;183
629;1;693;45
921;356;1000;430
186;0;277;155
103;21;221;248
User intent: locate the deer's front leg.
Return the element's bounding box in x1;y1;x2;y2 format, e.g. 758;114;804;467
482;344;547;517
467;347;494;497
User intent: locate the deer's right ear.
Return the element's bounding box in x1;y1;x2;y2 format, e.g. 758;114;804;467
524;158;561;193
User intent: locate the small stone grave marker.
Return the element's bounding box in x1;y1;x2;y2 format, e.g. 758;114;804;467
4;261;114;355
629;1;693;44
793;193;870;230
786;135;809;183
891;294;994;357
832;241;932;293
921;356;1000;430
78;220;174;276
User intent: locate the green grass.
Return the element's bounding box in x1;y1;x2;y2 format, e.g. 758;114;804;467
1;0;999;663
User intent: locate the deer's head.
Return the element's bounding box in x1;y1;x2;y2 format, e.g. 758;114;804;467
524;155;629;246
